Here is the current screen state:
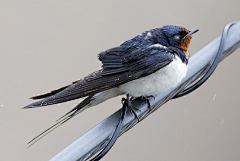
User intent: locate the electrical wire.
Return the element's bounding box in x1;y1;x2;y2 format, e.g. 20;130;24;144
88;22;237;161
173;22;237;98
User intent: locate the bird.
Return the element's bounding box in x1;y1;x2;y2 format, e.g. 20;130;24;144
23;25;198;145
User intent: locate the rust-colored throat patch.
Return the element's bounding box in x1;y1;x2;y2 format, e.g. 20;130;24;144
177;35;192;59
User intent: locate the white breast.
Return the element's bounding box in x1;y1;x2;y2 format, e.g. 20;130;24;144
118;55;188;97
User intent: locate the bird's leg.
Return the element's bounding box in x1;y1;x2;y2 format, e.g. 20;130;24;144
122;94;140;121
140;95;155;110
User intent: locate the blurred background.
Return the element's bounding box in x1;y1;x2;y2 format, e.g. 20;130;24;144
1;1;240;161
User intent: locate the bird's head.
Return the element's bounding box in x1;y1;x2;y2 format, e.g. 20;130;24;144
162;25;199;58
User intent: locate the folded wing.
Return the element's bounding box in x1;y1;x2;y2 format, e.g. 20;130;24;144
23;45;174;109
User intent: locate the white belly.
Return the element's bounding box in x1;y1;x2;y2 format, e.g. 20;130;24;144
118;55;187;97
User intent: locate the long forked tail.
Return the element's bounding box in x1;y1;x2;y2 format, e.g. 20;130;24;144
27;87;124;147
27;95;93;148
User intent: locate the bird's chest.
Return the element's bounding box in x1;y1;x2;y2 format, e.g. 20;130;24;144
119;56;187;97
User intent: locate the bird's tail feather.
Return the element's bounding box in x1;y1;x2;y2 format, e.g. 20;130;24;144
30;86;70;100
30;80;80;100
27;95;93;147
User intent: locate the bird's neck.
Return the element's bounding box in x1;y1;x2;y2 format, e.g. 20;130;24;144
168;46;189;65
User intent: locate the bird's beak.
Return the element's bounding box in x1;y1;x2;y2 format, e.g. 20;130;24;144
183;29;199;39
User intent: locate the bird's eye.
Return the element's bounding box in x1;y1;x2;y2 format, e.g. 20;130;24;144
173;34;181;40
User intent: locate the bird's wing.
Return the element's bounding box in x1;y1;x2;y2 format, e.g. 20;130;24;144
23;46;174;109
30;80;79;100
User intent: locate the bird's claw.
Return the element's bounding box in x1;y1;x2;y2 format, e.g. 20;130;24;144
122;95;140;122
140;95;155;109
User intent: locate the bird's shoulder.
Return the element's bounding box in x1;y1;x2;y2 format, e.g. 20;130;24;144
98;41;181;67
98;28;166;61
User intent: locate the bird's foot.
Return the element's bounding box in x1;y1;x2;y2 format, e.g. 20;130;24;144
140;95;155;109
122;95;140;122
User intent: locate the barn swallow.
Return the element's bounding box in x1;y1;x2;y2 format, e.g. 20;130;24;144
23;25;198;144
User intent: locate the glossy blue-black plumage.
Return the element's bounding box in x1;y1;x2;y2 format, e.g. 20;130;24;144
99;25;188;73
23;25;197;146
24;25;190;108
162;25;184;46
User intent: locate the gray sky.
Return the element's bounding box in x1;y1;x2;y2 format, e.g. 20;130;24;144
1;1;240;161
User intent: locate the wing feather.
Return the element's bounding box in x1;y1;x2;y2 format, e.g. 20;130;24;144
23;46;174;109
